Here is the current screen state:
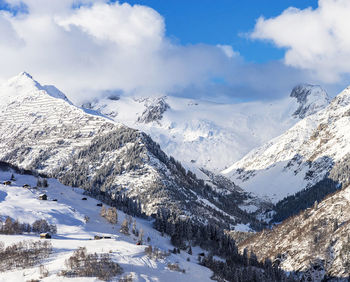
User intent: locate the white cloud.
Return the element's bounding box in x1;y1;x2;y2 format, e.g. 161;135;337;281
58;3;165;49
0;0;242;103
250;0;350;83
216;44;238;58
0;0;336;103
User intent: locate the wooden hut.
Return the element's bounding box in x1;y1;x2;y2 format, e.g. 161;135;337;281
94;235;112;240
40;233;51;239
39;194;47;200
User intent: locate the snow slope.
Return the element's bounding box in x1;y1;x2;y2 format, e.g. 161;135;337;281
0;169;213;281
223;86;350;203
85;84;329;172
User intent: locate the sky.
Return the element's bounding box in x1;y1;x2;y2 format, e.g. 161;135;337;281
0;0;348;103
119;0;318;63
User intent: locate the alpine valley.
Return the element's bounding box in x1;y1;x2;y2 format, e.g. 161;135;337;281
2;72;350;281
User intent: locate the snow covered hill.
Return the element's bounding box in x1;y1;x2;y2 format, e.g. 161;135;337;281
83;84;329;172
239;184;350;281
0;168;213;281
222;85;350;203
0;72;261;231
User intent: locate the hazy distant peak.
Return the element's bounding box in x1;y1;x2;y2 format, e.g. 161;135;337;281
290;84;329;119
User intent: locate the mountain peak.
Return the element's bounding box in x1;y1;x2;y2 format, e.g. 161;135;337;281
7;71;40;89
1;72;71;105
290;84;329;119
329;85;350;108
19;71;33;79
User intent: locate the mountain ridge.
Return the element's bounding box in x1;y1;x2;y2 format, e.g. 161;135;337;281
83;84;329;173
222;84;350;203
0;72;262;231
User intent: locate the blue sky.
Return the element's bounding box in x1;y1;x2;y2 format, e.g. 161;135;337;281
119;0;318;63
0;0;349;103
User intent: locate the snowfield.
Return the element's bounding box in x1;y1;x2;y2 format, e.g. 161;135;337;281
0;169;213;281
86;84;329;173
223;86;350;203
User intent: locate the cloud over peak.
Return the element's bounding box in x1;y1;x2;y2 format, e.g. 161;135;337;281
0;0;341;103
0;0;241;102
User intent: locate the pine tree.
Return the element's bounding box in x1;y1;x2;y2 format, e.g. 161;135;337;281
42;178;48;187
249;250;259;267
37;179;42;188
243;248;249;266
188;246;192;255
333;218;338;231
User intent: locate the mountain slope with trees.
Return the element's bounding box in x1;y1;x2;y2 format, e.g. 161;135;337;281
0;72;263;232
239;184;350;281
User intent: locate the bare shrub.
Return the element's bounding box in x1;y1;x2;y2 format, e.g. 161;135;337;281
144;245;169;260
167;263;185;273
32;219;57;234
120;218;129;235
0;217;57;235
106;207;118;224
0;240;52;271
100;206;118;224
100;206;106;217
61;247;123;281
119;274;133;282
39;264;49;278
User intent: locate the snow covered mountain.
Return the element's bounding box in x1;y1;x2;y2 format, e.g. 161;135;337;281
0;72;261;231
222;85;350;203
83;84;329;173
239;184;350;281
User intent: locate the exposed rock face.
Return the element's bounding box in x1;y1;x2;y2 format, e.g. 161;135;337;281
290;84;329;119
137;96;170;124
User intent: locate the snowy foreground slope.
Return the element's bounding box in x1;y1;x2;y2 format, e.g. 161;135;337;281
239;185;350;281
223;86;350;203
84;84;329;172
0;169;213;282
